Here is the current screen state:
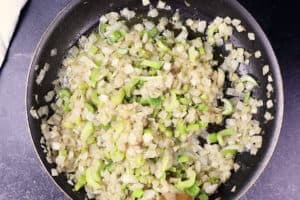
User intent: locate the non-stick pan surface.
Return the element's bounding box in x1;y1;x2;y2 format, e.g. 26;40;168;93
26;0;284;199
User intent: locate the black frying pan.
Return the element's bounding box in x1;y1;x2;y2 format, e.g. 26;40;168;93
25;0;284;199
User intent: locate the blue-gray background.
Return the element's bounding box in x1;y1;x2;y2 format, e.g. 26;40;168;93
0;0;299;199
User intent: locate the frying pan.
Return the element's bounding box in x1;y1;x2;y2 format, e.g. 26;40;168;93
25;0;284;199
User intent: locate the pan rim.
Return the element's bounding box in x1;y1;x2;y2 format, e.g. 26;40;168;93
25;0;284;199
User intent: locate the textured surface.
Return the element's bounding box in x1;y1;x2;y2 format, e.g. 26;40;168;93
0;0;299;200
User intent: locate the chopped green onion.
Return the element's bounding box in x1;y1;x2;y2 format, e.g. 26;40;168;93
148;27;158;38
74;175;86;191
177;155;190;163
99;123;111;130
144;128;153;135
90;68;101;87
209;176;219;184
199;46;206;55
99;23;108;34
124;77;140;97
164;128;173;137
175;170;196;190
84;102;96;113
185;184;200;197
109;30;122;43
188;46;199;62
119;29;127;37
208;133;218;143
79;82;89;92
89;45;98;54
140;97;162;107
186;123;200;132
244;91;251;104
240;74;258;86
157;40;170;52
91;90;102;107
81;122;94;142
111;149;125;162
59;88;71;99
58;149;68;157
85;165;101;189
132;188;144;199
221;98;234;115
179;97;189;105
197;104;208;112
140;59;163;69
223;149;237;158
166;91;179;112
200;94;208;100
111;89;125;105
177;119;187;136
63;103;71;112
199;193;209;200
217;128;235;146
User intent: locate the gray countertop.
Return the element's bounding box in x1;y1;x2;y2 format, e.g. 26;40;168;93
0;0;299;199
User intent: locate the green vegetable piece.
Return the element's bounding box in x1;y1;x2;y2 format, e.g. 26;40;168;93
199;193;209;200
207;133;218;144
199;46;206;55
89;45;98;54
159;151;172;174
244;91;251;104
177;119;187;136
119;29;127;37
177;155;190;163
124;77;140;97
185;184;200;197
207;24;218;44
81;122;94;142
175;170;196;190
179;97;188;105
59;88;71;99
111;89;125;105
79;82;89;92
166;91;179;112
111;149;125;162
200;94;208;100
221;98;234;115
58;149;67;157
63;103;71;112
138;49;151;58
140;97;162;107
217;128;235;146
148;27;158;38
240;74;258;86
132;188;144;199
74;175;86;191
197;104;208;112
94;54;103;66
114;120;125;134
91;90;102;107
99;123;111;130
223;149;237;158
164;128;173;137
109;30;122;43
186;123;200;132
84;102;96;113
99;23;108;34
144;128;153;135
188;46;199;62
210;176;219;184
90;68;101;87
140;59;163;69
157;40;170;52
86;166;101;189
